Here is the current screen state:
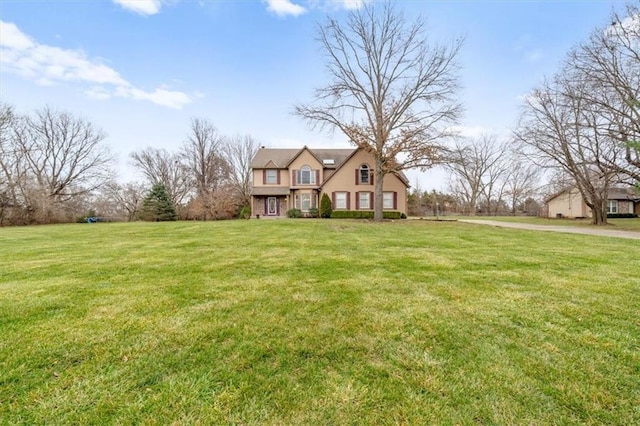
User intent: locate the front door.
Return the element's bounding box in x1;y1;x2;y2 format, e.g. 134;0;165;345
267;197;277;216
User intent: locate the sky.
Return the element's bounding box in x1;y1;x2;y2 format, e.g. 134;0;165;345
0;0;630;190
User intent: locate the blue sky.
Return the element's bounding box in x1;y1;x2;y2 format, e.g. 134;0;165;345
0;0;628;189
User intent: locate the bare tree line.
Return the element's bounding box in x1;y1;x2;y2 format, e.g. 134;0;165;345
514;3;639;225
0;104;259;225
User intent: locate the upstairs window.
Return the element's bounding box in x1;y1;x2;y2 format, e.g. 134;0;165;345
359;164;370;184
265;169;278;184
298;165;315;185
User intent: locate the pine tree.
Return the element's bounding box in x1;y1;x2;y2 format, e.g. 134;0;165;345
141;183;177;221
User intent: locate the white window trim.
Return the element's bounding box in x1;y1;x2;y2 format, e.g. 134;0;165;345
335;192;347;210
383;192;394;209
265;169;277;184
359;192;370;210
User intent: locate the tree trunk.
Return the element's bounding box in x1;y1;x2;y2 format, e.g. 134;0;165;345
374;157;384;221
591;197;608;225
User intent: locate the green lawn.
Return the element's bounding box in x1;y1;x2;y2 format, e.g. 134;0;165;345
463;215;640;232
1;220;638;424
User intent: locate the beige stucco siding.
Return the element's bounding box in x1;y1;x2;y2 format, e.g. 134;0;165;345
321;149;407;213
547;189;590;218
252;169;290;187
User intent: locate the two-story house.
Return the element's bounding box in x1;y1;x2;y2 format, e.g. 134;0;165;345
250;146;409;217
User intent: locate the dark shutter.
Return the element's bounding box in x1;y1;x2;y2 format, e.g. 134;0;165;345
355;169;359;185
292;170;297;186
346;192;350;210
355;192;360;210
370;171;374;186
315;170;320;185
277;170;281;185
262;169;267;184
393;192;398;210
332;192;336;207
370;192;374;209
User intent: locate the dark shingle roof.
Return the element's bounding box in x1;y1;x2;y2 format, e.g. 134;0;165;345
251;147;354;169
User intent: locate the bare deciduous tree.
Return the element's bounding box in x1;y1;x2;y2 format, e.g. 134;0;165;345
6;106;114;222
130;147;191;208
446;134;506;216
181;118;230;220
515;76;622;225
102;181;146;221
570;3;640;182
223;134;259;208
295;2;463;220
503;159;541;215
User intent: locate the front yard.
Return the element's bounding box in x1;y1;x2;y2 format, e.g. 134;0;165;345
1;220;638;424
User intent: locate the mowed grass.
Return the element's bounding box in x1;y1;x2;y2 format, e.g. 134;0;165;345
464;215;640;232
1;220;639;424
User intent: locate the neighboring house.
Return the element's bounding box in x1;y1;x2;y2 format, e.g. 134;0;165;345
544;187;640;218
250;146;409;217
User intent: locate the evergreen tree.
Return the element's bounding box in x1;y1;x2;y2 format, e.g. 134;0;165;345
320;193;333;218
141;183;177;221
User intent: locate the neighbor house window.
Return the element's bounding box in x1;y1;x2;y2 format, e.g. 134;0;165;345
265;169;277;184
298;165;315;185
358;192;370;210
335;192;347;209
607;200;618;214
383;192;394;209
359;164;370;184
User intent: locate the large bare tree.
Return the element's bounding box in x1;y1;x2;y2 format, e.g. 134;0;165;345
181;118;229;220
8;106;113;222
515;76;622;225
569;3;640;182
295;2;463;220
223;134;260;208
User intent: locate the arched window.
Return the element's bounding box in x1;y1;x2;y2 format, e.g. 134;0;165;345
299;165;314;184
359;164;370;184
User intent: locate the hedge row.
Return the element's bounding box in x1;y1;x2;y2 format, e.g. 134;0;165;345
607;213;638;218
330;210;404;219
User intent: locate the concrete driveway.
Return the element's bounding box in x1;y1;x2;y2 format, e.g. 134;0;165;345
459;219;640;240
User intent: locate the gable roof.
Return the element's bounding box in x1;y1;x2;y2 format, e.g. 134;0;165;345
251;146;354;169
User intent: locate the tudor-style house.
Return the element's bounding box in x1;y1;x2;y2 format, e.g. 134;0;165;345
250;146;409;217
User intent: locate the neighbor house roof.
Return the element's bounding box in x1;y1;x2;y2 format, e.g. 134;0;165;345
609;187;640;201
545;186;640;203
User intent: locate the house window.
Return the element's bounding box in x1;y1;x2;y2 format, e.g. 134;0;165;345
298;165;315;185
359;164;370;184
265;169;277;184
359;192;370;210
335;192;347;209
607;200;618;214
300;193;311;211
383;192;394;209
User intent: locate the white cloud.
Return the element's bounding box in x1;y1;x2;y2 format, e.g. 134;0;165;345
264;0;307;17
113;0;162;15
326;0;367;10
0;21;194;109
